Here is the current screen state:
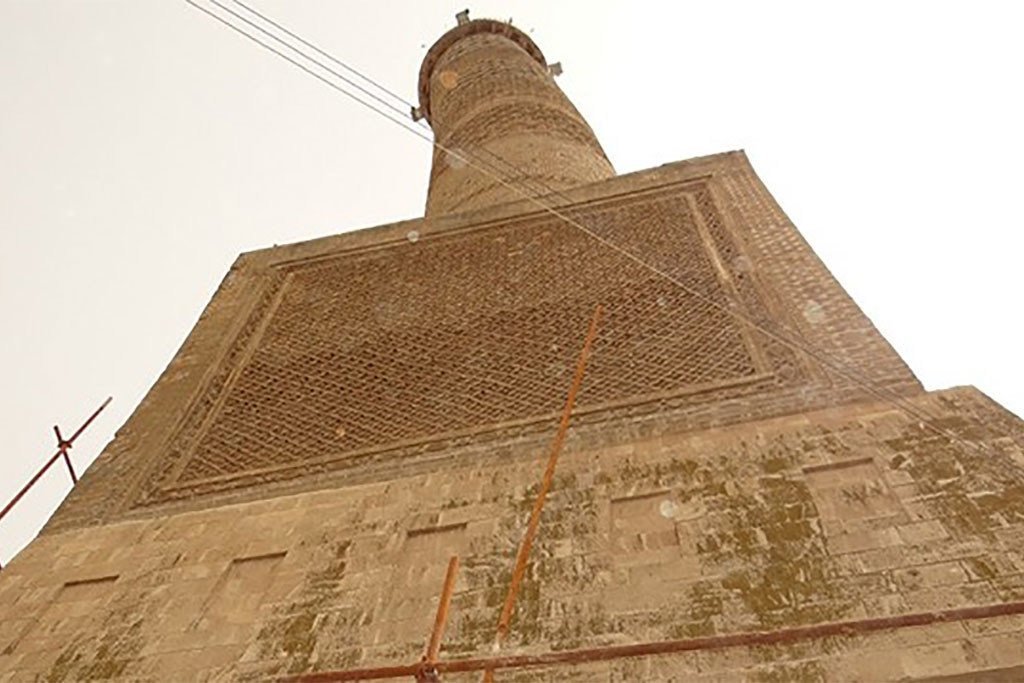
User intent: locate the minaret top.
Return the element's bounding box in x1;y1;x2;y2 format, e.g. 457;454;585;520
416;18;547;124
416;12;614;217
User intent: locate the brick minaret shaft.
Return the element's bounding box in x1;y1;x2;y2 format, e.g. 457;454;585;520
418;18;615;217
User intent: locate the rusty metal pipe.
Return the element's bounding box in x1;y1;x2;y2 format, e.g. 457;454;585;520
425;556;460;664
0;396;111;525
493;305;603;646
282;599;1024;682
0;449;64;523
66;396;112;446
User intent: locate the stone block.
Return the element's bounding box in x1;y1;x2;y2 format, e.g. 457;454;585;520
827;527;903;555
900;640;975;679
897;519;950;545
893;561;970;591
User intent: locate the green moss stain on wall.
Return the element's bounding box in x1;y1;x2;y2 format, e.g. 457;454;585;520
247;540;353;677
702;456;850;629
45;602;143;682
605;433;856;636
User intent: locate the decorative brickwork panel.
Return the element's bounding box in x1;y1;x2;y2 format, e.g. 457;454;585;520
42;153;923;530
130;179;802;508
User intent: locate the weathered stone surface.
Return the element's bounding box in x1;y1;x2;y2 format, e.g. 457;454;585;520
1;387;1023;680
39;149;920;533
418;19;614;217
2;16;1022;683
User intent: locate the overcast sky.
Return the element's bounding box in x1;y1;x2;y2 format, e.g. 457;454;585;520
1;1;1021;564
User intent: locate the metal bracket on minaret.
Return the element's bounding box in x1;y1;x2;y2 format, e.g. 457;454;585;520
455;9;470;25
548;61;563;77
411;105;425;122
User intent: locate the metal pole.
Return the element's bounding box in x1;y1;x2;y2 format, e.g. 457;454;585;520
0;397;111;525
482;305;602;682
426;556;460;664
493;305;602;643
281;599;1024;682
417;555;460;682
0;449;66;524
54;425;77;484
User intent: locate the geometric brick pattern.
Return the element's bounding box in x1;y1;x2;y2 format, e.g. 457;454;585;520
40;151;921;528
420;20;614;216
142;179;795;505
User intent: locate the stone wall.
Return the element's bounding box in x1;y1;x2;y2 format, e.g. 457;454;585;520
1;387;1023;681
3;15;1017;682
39;152;922;534
5;140;1009;682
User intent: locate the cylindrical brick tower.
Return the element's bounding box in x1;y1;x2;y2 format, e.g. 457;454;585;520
418;17;614;217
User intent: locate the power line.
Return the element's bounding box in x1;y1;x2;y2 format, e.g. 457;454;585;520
222;0;574;204
201;0;416;125
184;0;567;220
183;1;1007;469
229;0;420;115
184;0;997;464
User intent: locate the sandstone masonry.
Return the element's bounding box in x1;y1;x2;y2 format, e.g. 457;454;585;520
1;15;1021;683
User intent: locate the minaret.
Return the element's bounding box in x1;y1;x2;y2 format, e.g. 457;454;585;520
1;10;1021;682
418;16;614;216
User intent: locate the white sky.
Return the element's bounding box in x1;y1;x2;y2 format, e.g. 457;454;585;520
1;1;1021;565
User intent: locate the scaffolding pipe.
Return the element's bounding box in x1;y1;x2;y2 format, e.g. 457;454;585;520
282;598;1024;682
